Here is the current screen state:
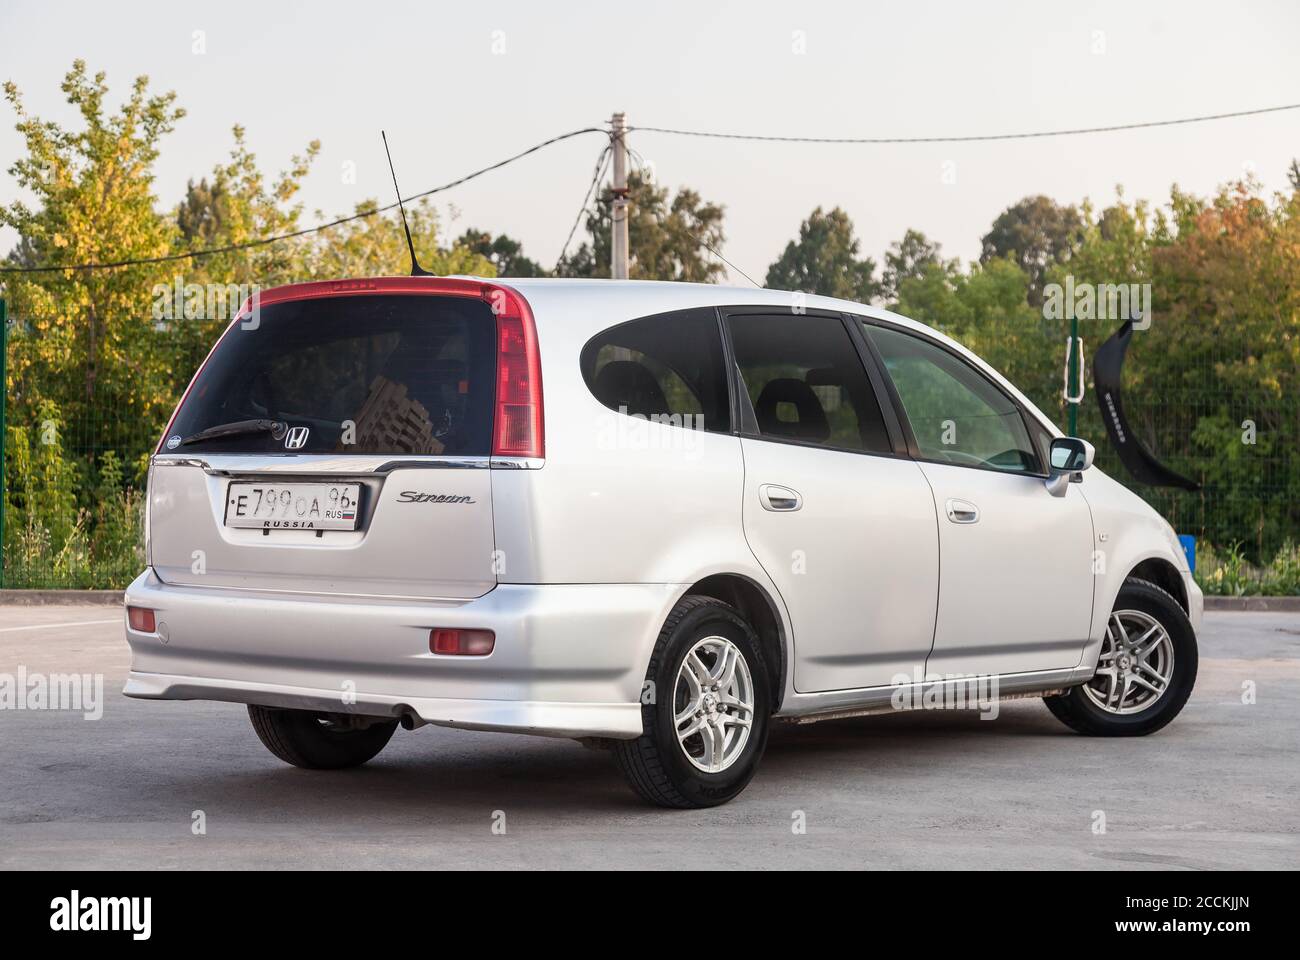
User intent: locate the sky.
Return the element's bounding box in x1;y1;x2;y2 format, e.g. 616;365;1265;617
2;0;1299;284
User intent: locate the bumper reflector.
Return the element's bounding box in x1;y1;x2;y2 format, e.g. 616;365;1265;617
127;607;157;633
430;628;495;656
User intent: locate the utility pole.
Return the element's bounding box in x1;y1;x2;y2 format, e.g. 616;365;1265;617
610;112;629;280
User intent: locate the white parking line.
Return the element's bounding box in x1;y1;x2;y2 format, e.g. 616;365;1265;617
0;618;120;633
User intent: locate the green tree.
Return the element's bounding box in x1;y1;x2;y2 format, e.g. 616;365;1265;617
301;198;493;279
981;195;1084;304
765;206;880;301
559;171;726;282
881;228;946;305
457;228;547;277
1;61;186;482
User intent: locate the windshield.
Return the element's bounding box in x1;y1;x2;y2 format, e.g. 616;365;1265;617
164;294;496;456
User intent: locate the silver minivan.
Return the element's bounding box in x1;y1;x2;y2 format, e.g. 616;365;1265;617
125;275;1201;807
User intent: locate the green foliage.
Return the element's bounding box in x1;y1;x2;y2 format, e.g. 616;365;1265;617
881;229;944;304
1196;542;1300;596
764;206;879;302
560;170;727;282
980;195;1084;304
457;228;548;277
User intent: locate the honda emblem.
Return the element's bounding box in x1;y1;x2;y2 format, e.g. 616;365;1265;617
284;426;310;450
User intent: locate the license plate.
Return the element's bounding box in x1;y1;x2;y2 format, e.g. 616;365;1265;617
225;482;362;531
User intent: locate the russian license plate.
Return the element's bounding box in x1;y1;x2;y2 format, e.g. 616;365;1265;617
225;482;362;531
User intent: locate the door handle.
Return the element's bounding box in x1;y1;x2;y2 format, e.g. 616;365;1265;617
759;484;803;512
945;498;979;523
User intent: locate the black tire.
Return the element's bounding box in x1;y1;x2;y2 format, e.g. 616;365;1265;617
614;595;771;808
1045;577;1198;736
247;705;398;769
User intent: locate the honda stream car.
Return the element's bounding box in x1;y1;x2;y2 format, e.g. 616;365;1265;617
124;276;1201;807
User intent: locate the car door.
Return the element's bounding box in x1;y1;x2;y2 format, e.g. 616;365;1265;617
726;309;939;693
860;320;1094;678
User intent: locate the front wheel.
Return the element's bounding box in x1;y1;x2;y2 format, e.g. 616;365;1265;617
1045;577;1198;736
614;595;771;808
248;705;398;769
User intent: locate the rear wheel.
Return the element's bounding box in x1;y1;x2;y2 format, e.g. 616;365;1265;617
614;595;771;808
1045;577;1197;736
248;705;398;769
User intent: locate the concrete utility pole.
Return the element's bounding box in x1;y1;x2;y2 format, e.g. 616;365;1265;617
610;112;629;279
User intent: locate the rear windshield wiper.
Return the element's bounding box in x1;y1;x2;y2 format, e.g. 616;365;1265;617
176;418;287;446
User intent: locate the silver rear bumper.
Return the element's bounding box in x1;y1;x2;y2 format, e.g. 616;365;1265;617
123;570;675;739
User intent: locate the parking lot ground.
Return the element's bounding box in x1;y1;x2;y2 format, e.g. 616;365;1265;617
1;606;1296;869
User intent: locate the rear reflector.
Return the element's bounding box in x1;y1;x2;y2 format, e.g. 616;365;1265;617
127;607;157;632
430;628;495;656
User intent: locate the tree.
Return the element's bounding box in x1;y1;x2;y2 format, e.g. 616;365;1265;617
764;206;880;302
457;228;547;277
980;195;1084;304
1;61;184;452
559;171;726;282
300;197;494;280
165;125;321;383
881;228;945;304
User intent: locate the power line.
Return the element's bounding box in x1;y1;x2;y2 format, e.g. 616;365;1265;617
1;126;607;275
555;143;612;270
630;102;1300;144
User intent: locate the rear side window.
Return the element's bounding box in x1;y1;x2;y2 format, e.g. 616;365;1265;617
580;307;730;433
728;313;891;453
166;295;496;455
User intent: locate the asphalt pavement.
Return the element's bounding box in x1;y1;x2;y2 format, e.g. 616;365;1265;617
1;605;1295;869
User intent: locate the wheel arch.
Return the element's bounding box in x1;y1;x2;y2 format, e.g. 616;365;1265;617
685;573;788;713
1124;556;1189;614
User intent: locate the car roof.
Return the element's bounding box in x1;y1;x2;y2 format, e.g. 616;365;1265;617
489;278;1060;437
253;275;1059;437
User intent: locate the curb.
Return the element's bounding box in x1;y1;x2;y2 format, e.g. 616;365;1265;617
1203;595;1300;612
0;589;124;606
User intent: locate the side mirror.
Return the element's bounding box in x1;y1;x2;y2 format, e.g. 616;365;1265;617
1046;437;1094;496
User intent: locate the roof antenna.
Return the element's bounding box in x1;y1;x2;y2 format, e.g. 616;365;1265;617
381;130;432;276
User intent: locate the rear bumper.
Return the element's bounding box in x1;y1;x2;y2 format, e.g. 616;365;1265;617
123;570;676;739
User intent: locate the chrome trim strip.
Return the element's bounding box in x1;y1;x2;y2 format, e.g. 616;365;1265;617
489;456;546;470
151;454;492;475
146;572;479;605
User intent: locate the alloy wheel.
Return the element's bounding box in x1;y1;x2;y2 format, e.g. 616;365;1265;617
1083;609;1176;715
673;635;755;773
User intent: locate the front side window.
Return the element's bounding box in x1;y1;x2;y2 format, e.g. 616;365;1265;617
580;307;730;433
728;313;891;453
864;323;1040;473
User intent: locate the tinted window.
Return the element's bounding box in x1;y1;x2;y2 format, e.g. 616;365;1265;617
728;313;891;453
167;295;496;455
580;308;730;433
865;323;1040;473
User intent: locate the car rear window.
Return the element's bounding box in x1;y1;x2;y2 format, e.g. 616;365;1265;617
165;294;496;456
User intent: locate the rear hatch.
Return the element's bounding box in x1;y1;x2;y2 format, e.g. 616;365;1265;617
149;286;503;600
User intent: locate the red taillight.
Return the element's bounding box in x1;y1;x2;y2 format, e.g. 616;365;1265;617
490;288;544;459
127;607;157;633
429;628;495;656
